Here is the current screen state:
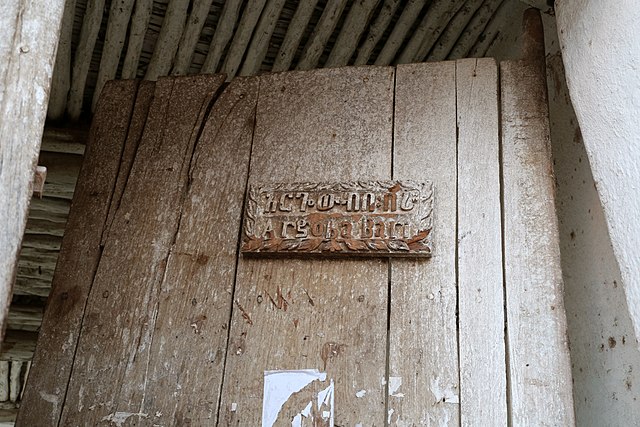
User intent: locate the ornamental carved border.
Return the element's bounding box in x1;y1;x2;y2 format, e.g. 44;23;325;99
241;180;433;257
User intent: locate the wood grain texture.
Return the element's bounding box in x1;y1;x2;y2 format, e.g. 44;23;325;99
17;80;139;427
145;0;190;80
272;0;319;72
101;80;156;246
0;0;64;342
221;0;268;80
219;66;394;426
59;75;224;426
140;77;257;425
501;48;576;426
456;57;507;425
296;0;349;70
121;0;153;79
201;0;243;74
390;61;459;425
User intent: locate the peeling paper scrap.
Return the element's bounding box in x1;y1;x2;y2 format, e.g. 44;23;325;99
389;376;404;397
355;389;366;398
262;369;330;427
429;378;459;404
388;408;395;424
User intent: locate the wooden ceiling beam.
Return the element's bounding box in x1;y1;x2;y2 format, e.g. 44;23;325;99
240;0;287;76
354;0;402;65
427;0;485;62
221;0;268;79
397;0;465;64
145;0;190;80
296;0;349;70
272;0;319;72
172;0;216;75
121;0;153;79
47;0;76;121
325;0;380;68
374;0;425;65
448;0;504;60
201;0;243;74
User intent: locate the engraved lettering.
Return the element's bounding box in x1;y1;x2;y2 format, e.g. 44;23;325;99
383;192;397;212
296;192;309;212
262;219;274;238
265;193;277;213
310;221;324;237
346;192;360;212
281;220;295;238
400;192;415;211
317;194;335;211
279;193;293;212
340;220;353;238
296;219;308;238
363;193;376;212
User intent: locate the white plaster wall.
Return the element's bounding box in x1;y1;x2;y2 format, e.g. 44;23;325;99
556;0;640;349
486;3;640;423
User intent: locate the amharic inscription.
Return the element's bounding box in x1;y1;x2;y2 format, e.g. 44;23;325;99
241;181;433;257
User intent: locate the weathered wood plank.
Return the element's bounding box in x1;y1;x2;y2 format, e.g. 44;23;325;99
448;0;504;59
17;80;139;427
272;0;319;72
219;66;394;426
58;75;224;426
121;0;153;79
325;0;379;68
140;77;257;425
221;0;268;80
201;0;243;74
296;0;349;70
67;0;105;119
374;0;425;65
172;0;216;75
46;0;77;120
354;0;402;65
0;0;65;342
456;57;507;425
426;0;484;62
91;0;136;110
500;10;575;425
145;0;190;80
240;0;287;76
389;61;459;425
101;80;156;246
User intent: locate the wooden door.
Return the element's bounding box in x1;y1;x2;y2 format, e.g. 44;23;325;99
19;18;574;426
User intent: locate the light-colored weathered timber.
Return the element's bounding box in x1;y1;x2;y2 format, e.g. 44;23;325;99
296;0;349;70
389;61;459;425
121;0;153;79
447;0;504;59
324;0;379;68
500;10;575;425
58;75;224;426
396;0;465;64
240;0;287;76
172;0;216;75
17;80;140;426
67;0;105;119
426;0;484;62
91;0;136;110
272;0;319;72
456;57;507;425
0;0;65;342
374;0;425;65
145;0;190;80
221;0;268;80
0;363;7;402
219;66;394;426
141;77;258;425
201;0;243;73
354;0;402;65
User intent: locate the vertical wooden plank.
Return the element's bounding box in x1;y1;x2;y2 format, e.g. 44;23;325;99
101;80;156;246
390;61;458;425
58;75;225;426
456;57;507;425
500;10;575;425
219;66;394;426
140;77;258;425
0;0;64;341
17;80;139;426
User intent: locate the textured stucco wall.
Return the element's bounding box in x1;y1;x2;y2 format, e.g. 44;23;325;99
487;3;640;423
556;0;640;348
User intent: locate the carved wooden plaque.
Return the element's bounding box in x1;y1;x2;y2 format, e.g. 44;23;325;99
241;181;433;257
